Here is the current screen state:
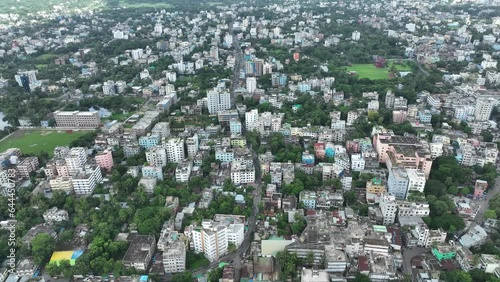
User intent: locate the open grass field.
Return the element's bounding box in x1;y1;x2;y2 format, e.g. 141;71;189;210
345;63;412;80
119;1;172;8
0;130;90;156
0;0;104;17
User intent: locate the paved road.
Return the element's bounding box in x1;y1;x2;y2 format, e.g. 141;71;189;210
229;21;244;101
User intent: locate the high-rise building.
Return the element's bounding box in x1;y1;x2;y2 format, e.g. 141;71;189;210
406;169;426;196
102;80;116;95
387;168;409;200
94;149;114;171
65;147;87;176
253;59;264;77
163;138;185;163
207;89;231;114
474;97;495;121
352;31;361;41
246;77;257;94
146;146;168;167
229;118;242;135
191;219;244;262
72;165;103;195
385;90;395;108
245;109;259;132
15;70;41;92
210;46;219;61
380;193;397;225
186;133;199;158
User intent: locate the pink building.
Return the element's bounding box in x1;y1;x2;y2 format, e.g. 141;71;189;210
474;180;488;198
373;134;433;178
55;159;70;177
392;110;408;124
314;143;326;159
95;149;114;172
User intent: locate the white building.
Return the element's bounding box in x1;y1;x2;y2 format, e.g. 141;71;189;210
146;146;168;167
175;160;193;183
186;133;199;158
230;118;242;135
352;31;361;41
351;154;365;171
231;161;255;185
72;166;103;195
246;77;257;94
429;142;443;159
163;138;185;163
191;220;244;261
163;241;186;273
475;97;495;121
65;147;87;176
207;89;231;114
380;193;397;225
245;109;259;132
387;168;409;200
406;169;426;196
43;207;69;222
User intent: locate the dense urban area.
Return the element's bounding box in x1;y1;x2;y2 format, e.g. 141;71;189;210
1;0;500;281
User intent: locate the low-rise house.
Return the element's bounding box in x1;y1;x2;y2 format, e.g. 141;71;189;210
122;233;156;271
43;207;69;223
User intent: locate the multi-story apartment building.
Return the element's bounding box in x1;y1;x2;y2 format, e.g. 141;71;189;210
175;160;193;183
163;241;186;273
151;122;171;138
245;109;259;132
230;161;255;185
53;110;100;128
16;157;39;178
207;89;231;114
299;190;317;209
216;148;235;163
398;202;430;217
49;176;73;192
229;118;242;135
146;146;167;167
142;165;163;181
186;134;199;158
380;193;397;225
351;154;365;171
94;149;114;171
191;219;244;262
139;134;161;149
43;207;69;222
387;168;409;200
474;97;495;121
71;166;103;195
122;234;156;271
65;147;87;176
163;138;185;163
406;169;426;196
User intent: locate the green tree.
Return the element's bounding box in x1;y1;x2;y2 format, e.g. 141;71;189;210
354;274;371;282
440;270;472;282
32;233;56;265
484;210;497;220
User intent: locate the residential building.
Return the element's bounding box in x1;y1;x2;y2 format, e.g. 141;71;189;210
146;146;168;167
152;122;171;138
16;157;39;178
186;133;199;158
138;177;157;194
122;234;156;271
387;168;409;200
16;258;38;277
301;269;329;282
230;161;255;185
53;110;100;128
406;169;426;196
71;166;103;195
139;134;161;149
65;147;87;176
300;191;316;209
207;89;231;114
49;176;73;192
43;207;69;222
191;221;228;262
474;180;488;199
175;160;193;183
229;118;242;135
380;193;397;225
163;240;186;273
163;138;185;163
142;165;163;180
351;154;365;171
245;109;259;132
94;149;114;171
475;97;495;121
480;254;500;274
246;77;257;94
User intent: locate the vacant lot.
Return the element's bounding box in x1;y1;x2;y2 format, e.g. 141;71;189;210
0;130;90;156
346;63;412;80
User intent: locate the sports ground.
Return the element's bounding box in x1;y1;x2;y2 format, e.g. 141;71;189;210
346;63;412;80
0;130;89;156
